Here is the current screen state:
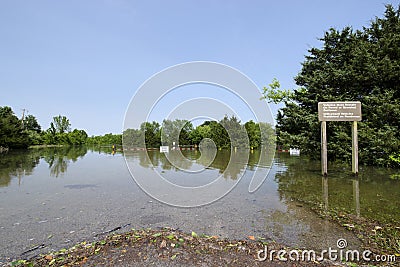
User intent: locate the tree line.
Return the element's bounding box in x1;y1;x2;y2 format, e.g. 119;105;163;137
0;106;88;148
123;115;275;149
0;106;274;150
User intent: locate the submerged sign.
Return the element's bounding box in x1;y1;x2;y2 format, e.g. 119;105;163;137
160;146;169;153
318;101;362;121
318;101;362;176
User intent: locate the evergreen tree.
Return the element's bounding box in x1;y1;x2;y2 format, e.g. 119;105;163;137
0;106;31;148
269;5;400;166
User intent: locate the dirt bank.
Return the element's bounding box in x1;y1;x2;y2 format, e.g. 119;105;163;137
9;227;346;267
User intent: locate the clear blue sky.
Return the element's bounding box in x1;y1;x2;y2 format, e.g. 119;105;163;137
0;1;397;135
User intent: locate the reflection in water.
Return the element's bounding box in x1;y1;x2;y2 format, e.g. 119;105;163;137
321;176;360;217
124;147;275;207
275;153;400;225
353;178;360;218
47;155;69;177
0;148;362;260
128;148;273;181
1;148;399;258
1;147;399;227
0;150;40;187
0;146;88;184
43;146;87;177
322;176;329;211
1;147;273;187
213;150;246;180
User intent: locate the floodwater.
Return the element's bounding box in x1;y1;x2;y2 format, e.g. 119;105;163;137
0;147;399;263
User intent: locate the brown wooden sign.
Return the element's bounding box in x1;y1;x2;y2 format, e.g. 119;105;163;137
318;101;362;121
318;101;361;176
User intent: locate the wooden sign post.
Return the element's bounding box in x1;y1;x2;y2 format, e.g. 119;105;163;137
321;121;328;176
318;102;362;176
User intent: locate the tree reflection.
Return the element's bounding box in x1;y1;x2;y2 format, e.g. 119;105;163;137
247;148;275;170
133;149;250;180
46;154;69;177
43;146;88;177
213;150;247;180
0;150;41;187
0;146;88;184
273;153;400;224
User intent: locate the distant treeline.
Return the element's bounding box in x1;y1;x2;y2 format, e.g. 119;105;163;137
86;133;122;146
0;106;88;148
123;115;275;149
0;106;274;150
0;106;122;149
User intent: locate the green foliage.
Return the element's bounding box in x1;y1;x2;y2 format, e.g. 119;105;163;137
43;129;88;146
219;115;248;148
122;128;144;147
25;130;43;145
123;120;195;148
0;106;31;148
208;120;229;149
23;114;41;133
259;122;276;147
52;115;71;134
187;116;274;150
189;124;211;145
122;117;275;150
86;133;121;146
68;129;88;145
142;121;161;148
41;116;87;146
261;78;296;104
0;107;109;148
245;120;261;148
42;129;56;145
389;153;400;164
1;106;274;150
268;5;400;167
178;121;193;146
160;119;193;146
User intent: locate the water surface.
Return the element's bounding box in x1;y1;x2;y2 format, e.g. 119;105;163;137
0;147;399;263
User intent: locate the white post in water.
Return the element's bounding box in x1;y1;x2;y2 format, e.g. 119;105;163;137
318;101;362;176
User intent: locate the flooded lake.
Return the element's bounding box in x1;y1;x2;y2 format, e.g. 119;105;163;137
1;147;399;263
